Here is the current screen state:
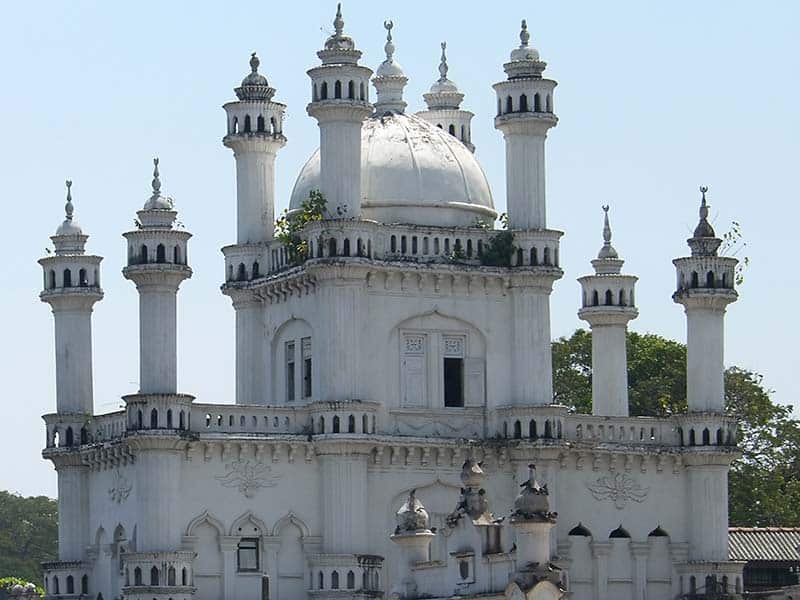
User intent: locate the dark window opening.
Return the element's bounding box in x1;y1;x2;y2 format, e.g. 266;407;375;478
150;567;159;586
519;94;528;111
320;82;328;100
444;358;464;407
257;115;265;132
238;538;260;572
303;358;312;398
244;115;251;133
63;268;72;287
334;80;342;99
286;342;295;402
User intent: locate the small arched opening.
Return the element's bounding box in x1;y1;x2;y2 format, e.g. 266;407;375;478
529;419;537;438
244;115;251;133
448;124;456;136
534;93;541;112
331;571;340;589
66;576;74;595
519;94;528;111
334;80;342;99
348;415;355;433
140;245;148;264
156;244;166;263
321;81;328;100
150;408;158;429
513;420;522;439
706;271;715;288
150;566;159;586
168;567;176;586
237;263;247;281
173;245;182;264
343;238;351;256
348;80;355;99
63;268;72;287
328;238;337;257
79;268;88;286
48;270;56;289
702;428;711;445
252;261;260;278
691;271;699;288
605;290;613;305
166;409;173;429
332;415;340;433
257;115;265;132
609;525;631;538
505;95;513;113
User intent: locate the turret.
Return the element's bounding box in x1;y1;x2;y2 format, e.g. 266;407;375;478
415;42;475;151
123;159;192;395
578;207;638;416
389;490;436;599
39;181;102;563
306;3;372;218
493;20;558;229
372;20;407;114
673;187;738;413
223;52;287;244
39;181;103;417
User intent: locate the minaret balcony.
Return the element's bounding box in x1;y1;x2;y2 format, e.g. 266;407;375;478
121;551;196;600
307;554;384;599
41;561;88;599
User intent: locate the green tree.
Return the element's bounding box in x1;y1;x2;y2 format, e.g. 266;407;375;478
552;329;800;526
0;492;57;583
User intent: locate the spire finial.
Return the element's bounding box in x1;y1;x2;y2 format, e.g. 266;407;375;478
699;185;709;220
596;205;619;260
65;180;74;221
602;205;612;244
249;52;260;73
438;41;449;81
383;20;395;62
520;19;530;47
152;158;161;194
333;3;344;36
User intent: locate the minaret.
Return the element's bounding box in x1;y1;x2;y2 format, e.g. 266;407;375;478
223;52;287;244
123;159;192;395
39;181;103;562
673;187;738;413
371;20;407;114
578;207;638;417
493;20;558;229
415;42;475;152
306;3;373;218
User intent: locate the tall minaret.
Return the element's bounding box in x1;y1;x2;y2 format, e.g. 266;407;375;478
371;20;407;114
673;187;738;413
578;207;638;417
307;3;372;218
493;20;558;229
415;42;475;152
223;52;286;244
39;181;103;561
123;159;192;394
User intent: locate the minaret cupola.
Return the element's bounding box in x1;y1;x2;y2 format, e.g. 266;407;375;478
416;42;475;151
493;20;558;229
372;20;407;114
306;3;373;219
578;207;638;417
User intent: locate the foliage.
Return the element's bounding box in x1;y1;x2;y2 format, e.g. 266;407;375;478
720;220;750;286
0;577;45;598
274;190;326;265
479;213;515;267
0;492;57;583
552;329;800;526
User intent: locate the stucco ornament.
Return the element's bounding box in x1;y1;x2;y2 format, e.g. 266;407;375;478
215;460;282;498
586;473;649;509
108;470;132;504
512;464;557;521
395;489;430;534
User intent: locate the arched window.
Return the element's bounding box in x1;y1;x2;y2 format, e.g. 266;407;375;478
318;572;324;589
321;81;328;100
81;575;88;594
333;416;340;433
543;247;551;265
689;429;696;446
166;409;173;429
252;262;260;278
519;94;528;111
362;414;368;433
65;427;74;447
348;80;355;99
137;409;143;429
544;420;552;438
318;417;325;433
347;571;355;589
592;290;599;306
497;98;502;116
79;268;88;286
270;116;277;134
609;525;631;538
181;568;188;586
232;116;239;134
529;420;537;438
448;124;456;135
173;245;182;264
343;239;350;256
506;95;513;113
156;244;166;263
150;566;159;586
356;238;364;257
530;247;538;265
706;271;715;287
331;571;339;589
516;248;523;266
328;238;337;257
568;523;592;536
168;567;176;586
179;410;185;430
63;268;72;287
237;263;247;281
257;115;265;132
312;83;318;101
605;290;613;305
66;576;74;594
461;124;466;141
348;415;355;433
140;245;148;263
546;94;552;112
244;115;251;133
466;239;473;258
48;270;56;289
390;235;397;253
401;236;407;254
716;428;723;445
53;577;59;595
691;271;699;288
702;428;710;445
534;93;541;112
80;427;88;444
722;272;729;288
513;420;522;439
334;80;342;99
150;408;158;429
619;289;626;306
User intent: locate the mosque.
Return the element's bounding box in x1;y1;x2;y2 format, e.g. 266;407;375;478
37;5;744;599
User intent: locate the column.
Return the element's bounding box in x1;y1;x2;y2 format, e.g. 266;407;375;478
630;541;650;600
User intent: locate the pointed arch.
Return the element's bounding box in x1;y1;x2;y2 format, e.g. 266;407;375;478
229;511;269;537
185;510;226;537
271;512;310;538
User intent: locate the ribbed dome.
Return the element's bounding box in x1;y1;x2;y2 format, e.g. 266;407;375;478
289;113;495;226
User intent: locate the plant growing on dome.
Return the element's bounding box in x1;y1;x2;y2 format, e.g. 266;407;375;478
275;190;327;265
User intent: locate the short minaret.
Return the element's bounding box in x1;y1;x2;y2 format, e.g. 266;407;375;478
673;187;738;413
493;20;558;229
371;20;407;114
223;52;287;244
415;42;475;151
578;207;638;417
123;159;192;394
306;3;373;218
389;490;436;599
39;182;102;563
39;181;104;416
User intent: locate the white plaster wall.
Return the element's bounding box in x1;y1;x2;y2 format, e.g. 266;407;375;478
233;148;278;244
591;324;629;417
139;287;178;394
686;307;726;412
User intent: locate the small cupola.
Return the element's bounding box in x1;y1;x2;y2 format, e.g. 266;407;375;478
372;20;407;114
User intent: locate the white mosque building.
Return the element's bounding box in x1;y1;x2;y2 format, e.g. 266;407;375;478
38;6;744;600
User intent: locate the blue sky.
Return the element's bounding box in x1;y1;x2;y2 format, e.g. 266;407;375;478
1;1;797;497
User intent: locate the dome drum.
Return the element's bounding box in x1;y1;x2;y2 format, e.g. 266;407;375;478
308;64;373;104
124;229;191;268
223;101;286;138
494;78;556;118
